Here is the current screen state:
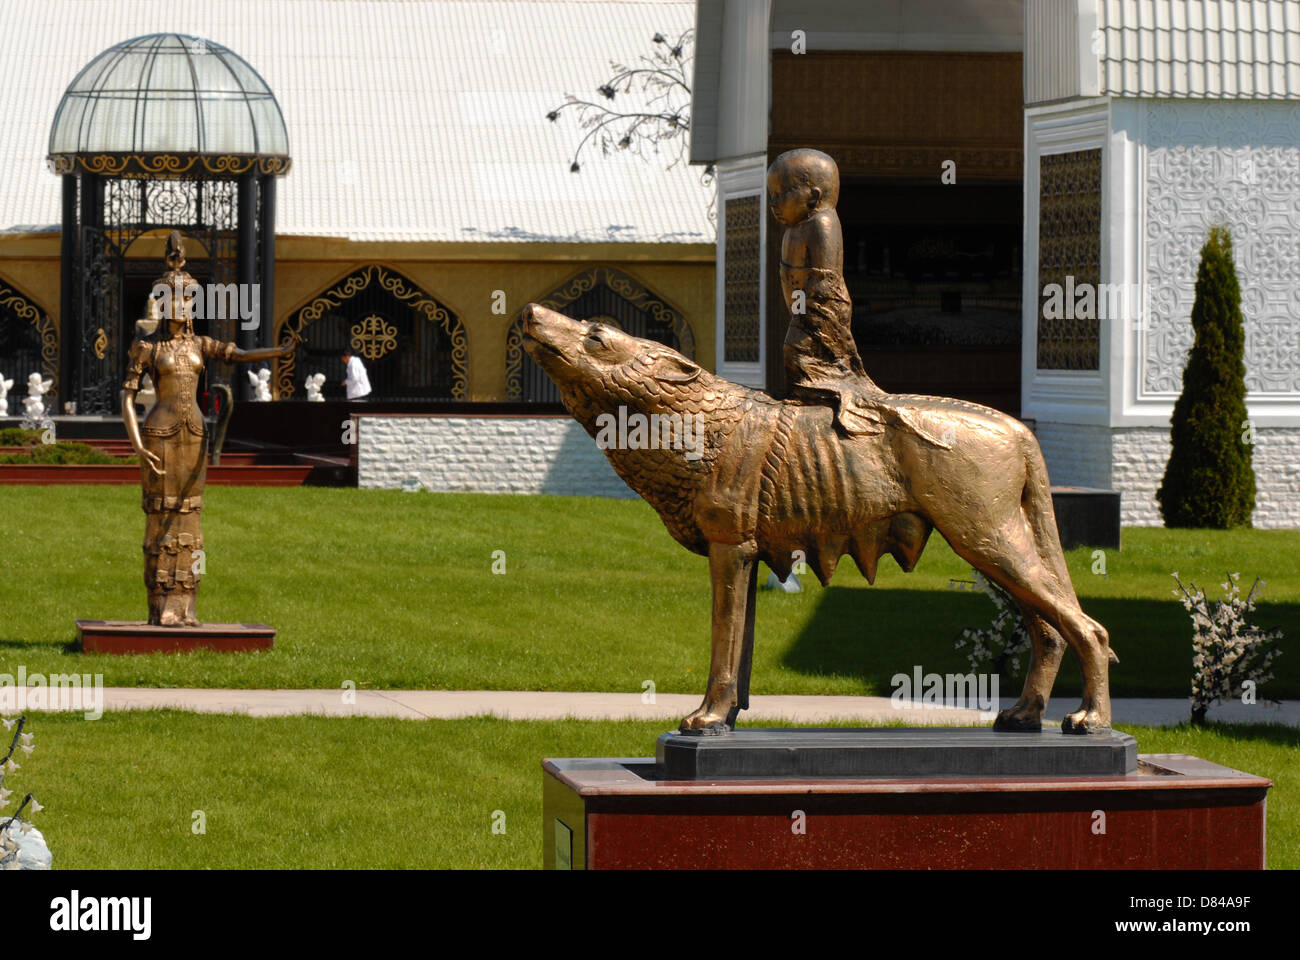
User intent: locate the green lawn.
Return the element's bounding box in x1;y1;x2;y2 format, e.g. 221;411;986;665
16;711;1297;869
0;487;1296;699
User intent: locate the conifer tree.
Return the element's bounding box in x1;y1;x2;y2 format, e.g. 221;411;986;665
1156;226;1256;527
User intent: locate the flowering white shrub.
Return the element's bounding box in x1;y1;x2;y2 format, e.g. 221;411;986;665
954;570;1032;676
1173;572;1283;725
0;715;49;870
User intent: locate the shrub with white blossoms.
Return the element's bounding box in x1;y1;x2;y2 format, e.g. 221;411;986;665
1173;572;1283;726
0;715;50;870
954;570;1032;676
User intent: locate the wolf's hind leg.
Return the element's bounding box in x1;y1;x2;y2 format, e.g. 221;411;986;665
993;609;1066;731
944;513;1110;734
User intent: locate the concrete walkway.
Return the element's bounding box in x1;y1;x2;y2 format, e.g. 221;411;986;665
4;687;1296;727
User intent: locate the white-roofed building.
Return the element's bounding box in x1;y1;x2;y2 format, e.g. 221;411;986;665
692;0;1300;527
0;0;716;410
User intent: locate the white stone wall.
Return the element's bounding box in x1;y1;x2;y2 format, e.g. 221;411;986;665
1141;101;1300;402
1110;427;1300;529
1034;422;1300;528
1110;428;1167;527
356;416;633;498
1252;428;1300;529
356;413;1299;523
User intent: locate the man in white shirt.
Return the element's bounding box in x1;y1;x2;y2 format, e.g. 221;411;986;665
342;350;372;401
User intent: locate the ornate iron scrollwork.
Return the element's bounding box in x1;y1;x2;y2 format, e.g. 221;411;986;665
277;265;468;400
0;284;59;398
77;226;123;414
350;315;399;360
47;153;290;177
75;173;243;413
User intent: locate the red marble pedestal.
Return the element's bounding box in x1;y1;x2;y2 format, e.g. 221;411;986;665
76;620;275;654
542;754;1271;870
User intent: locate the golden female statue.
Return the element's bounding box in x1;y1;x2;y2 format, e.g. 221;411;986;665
121;232;300;627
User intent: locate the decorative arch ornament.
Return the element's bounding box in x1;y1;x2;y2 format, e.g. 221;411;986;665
275;264;467;399
0;282;59;398
505;265;695;401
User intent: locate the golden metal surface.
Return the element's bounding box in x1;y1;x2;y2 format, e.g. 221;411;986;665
120;232;300;627
46;153;290;177
521;153;1113;737
92;328;108;360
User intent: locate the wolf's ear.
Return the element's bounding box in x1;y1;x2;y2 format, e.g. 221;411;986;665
650;353;702;384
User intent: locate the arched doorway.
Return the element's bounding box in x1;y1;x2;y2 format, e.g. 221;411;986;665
505;266;696;402
0;281;59;408
276;265;468;401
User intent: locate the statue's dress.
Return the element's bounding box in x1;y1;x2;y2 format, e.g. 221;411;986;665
124;333;236;626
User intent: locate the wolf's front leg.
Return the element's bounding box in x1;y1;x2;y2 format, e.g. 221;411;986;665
680;540;758;736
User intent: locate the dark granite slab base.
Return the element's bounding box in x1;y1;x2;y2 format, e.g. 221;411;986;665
1051;486;1122;550
656;727;1138;780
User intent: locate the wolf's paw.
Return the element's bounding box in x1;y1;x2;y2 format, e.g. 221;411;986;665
1061;708;1111;734
679;707;732;736
993;706;1042;732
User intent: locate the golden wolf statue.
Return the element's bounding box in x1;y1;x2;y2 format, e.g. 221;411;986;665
521;303;1114;736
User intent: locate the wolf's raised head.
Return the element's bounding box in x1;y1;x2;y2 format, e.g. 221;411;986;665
521;303;717;433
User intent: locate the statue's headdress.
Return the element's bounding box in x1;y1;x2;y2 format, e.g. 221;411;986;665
147;230;198;338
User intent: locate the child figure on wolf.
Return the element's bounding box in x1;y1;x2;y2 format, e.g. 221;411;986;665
768;148;934;440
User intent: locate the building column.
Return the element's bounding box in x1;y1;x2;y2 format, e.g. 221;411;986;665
58;174;77;409
259;174;276;355
74;172;103;412
237;173;257;401
1020;99;1111;492
708;0;772;389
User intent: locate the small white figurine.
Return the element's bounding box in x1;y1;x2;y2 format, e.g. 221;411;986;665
247;368;272;402
22;373;52;420
305;372;327;402
0;373;13;417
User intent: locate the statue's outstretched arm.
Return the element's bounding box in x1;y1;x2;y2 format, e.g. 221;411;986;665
215;330;303;364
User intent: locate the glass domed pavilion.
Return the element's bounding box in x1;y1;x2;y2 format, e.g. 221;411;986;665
48;33;290;412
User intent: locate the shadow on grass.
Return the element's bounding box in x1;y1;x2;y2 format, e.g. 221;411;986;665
1178;722;1300;747
780;586;1300;699
0;635;77;654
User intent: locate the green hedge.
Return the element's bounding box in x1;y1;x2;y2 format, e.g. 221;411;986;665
0;441;136;465
0;427;45;446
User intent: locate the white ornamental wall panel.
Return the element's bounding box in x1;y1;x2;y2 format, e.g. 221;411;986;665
1143;101;1300;400
356;416;634;498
